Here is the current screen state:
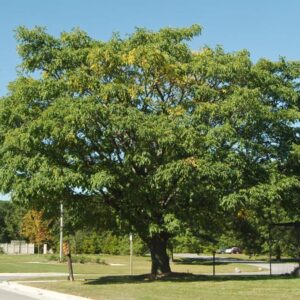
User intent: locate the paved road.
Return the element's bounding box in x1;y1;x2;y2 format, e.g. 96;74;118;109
0;273;69;300
174;253;299;275
247;262;299;275
0;273;67;281
0;288;36;300
0;274;46;300
0;276;90;300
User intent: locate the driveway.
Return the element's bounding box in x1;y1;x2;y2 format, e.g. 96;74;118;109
0;288;36;300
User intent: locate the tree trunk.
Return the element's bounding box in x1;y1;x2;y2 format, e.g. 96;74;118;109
275;244;281;261
148;232;171;276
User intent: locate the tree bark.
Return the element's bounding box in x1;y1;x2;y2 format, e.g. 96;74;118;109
275;245;281;261
148;232;171;276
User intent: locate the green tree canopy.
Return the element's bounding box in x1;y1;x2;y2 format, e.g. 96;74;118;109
1;25;300;275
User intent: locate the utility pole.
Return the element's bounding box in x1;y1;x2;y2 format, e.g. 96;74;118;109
59;201;63;262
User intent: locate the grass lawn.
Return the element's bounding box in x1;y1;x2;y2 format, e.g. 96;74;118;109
25;274;300;300
1;254;299;299
0;254;264;275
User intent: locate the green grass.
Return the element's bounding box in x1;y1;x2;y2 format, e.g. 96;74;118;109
0;254;263;275
25;274;300;300
1;254;299;299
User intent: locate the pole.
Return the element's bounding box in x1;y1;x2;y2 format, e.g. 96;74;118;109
67;253;74;281
59;201;63;262
66;241;74;282
269;225;272;276
129;233;133;275
269;249;272;276
212;251;216;276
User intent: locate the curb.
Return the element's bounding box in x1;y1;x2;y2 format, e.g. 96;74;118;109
0;281;90;300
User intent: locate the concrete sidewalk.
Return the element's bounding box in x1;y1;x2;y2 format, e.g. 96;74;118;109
0;281;90;300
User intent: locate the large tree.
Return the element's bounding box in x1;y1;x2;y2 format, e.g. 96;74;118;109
1;25;300;275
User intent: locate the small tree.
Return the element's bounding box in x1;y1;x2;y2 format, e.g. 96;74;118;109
21;209;52;254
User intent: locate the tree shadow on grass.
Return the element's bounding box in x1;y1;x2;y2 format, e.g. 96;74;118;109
84;273;298;286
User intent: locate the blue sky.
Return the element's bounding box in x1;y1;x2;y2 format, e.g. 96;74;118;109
0;0;299;199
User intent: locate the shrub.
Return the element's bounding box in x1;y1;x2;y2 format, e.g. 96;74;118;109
96;258;105;264
48;254;67;262
79;256;88;264
50;230;148;256
100;232;148;255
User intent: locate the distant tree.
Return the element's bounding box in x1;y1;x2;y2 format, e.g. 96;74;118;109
0;202;10;242
0;201;26;242
1;25;300;275
21;209;52;253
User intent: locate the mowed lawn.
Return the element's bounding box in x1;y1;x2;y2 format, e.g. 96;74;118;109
0;254;264;275
1;254;299;299
26;275;300;300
